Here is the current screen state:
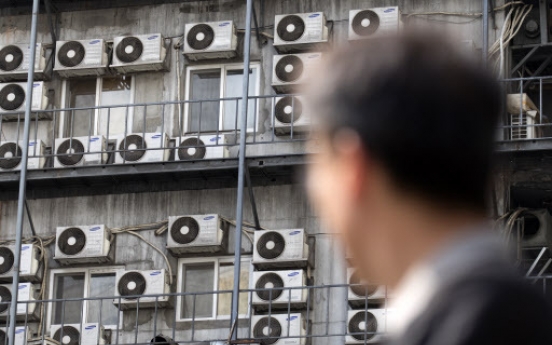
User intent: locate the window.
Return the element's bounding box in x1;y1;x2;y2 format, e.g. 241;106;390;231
176;257;251;321
48;267;123;329
184;63;260;133
61;76;134;138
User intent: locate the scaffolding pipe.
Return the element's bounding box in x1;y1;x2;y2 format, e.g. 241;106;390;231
8;0;40;343
482;0;489;66
230;0;254;340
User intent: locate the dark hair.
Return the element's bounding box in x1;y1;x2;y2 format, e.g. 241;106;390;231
306;33;501;211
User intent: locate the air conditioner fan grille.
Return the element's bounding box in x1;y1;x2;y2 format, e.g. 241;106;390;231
349;270;379;297
58;41;86;67
255;273;284;301
56;139;85;166
58;227;87;256
0;247;15;274
53;326;80;345
119;135;147;162
0;45;24;72
0;84;25;111
352;10;381;37
275;96;303;124
0;286;12;314
277;15;306;42
257;232;286;260
116;37;144;63
275;55;304;83
0;142;22;170
187;24;215;51
253;316;282;345
118;271;147;299
170;216;200;244
178;138;207;160
349;311;378;341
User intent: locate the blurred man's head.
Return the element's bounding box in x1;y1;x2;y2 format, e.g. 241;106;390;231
304;33;501;286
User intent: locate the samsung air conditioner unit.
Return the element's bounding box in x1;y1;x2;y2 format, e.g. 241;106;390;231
184;21;238;61
54;136;107;168
55;39;108;78
0;140;45;171
50;324;106;345
0;244;40;283
346;309;389;344
253;229;310;269
272;53;322;94
0;82;48;120
347;268;386;307
349;7;400;40
519;209;552;250
167;214;224;255
115;132;169;164
111;34;167;74
0;43;46;82
0;326;32;345
252;313;305;345
113;269;170;310
174;135;228;161
252;270;307;309
273;96;309;133
0;283;38;320
274;12;329;53
54;225;112;265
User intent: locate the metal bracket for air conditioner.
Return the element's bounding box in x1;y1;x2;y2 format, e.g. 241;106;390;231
526;247;552;283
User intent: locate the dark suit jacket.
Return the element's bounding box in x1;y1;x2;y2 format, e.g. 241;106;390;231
387;233;552;345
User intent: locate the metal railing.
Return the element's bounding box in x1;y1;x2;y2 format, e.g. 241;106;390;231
0;283;390;345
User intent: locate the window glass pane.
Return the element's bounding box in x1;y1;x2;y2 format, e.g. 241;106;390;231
223;68;258;131
189;69;221;132
87;273;118;326
66;79;97;137
98;77;132;137
181;263;215;319
217;261;250;317
52;273;85;325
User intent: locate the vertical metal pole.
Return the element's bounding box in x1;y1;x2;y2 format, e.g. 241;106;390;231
230;0;254;340
8;0;40;344
482;0;489;67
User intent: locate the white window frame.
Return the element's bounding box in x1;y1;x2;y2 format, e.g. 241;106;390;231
176;256;252;322
183;62;261;134
46;266;125;331
59;77;136;138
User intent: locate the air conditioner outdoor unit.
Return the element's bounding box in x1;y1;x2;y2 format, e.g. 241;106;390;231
54;136;107;168
253;229;310;269
507;93;540;140
174;135;228;161
273;96;309;134
349;7;401;40
0;283;38;321
111;33;167;74
167;214;224;255
347;268;386;307
55;39;108;78
50;323;106;345
272;53;322;94
519;209;552;250
0;140;45;171
0;244;40;283
251;313;305;345
0;43;46;82
54;225;112;265
346;309;389;344
0;326;32;345
274;12;329;53
113;269;170;310
115;132;169;164
184;21;238;61
0;82;48;120
252;269;307;309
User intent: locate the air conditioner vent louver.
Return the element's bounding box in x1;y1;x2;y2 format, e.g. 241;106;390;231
57;41;85;67
56;139;85;166
0;142;22;169
277;15;305;42
187;24;215;50
118;271;147;299
178;137;207;160
275;55;304;83
118;134;146;162
348;311;378;342
0;84;25;111
116;37;144;63
170;216;200;244
253;316;282;344
257;231;286;259
351;10;381;37
0;247;14;275
255;273;284;301
275;96;303;124
0;286;11;313
0;46;24;72
58;227;86;256
53;326;80;345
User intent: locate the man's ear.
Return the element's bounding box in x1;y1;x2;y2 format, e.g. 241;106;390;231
333;129;368;201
